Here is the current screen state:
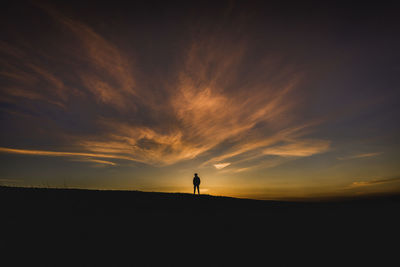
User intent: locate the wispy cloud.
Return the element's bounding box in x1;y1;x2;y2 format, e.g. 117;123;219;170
263;139;331;157
78;122;205;166
0;147;139;163
47;6;138;110
201;122;329;170
0;37;71;108
338;152;382;160
70;158;117;166
350;176;400;187
213;163;231;169
0;4;138;111
218;156;290;173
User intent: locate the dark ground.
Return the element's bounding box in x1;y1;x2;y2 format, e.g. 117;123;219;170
1;186;399;266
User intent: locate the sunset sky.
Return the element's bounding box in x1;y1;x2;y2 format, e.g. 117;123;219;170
1;0;399;199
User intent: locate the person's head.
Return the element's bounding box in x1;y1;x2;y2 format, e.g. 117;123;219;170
194;173;198;176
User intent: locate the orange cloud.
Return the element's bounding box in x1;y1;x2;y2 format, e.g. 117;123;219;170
0;147;139;163
70;158;117;166
51;11;137;110
263;139;331;157
201;122;324;167
1;5;138;111
338;152;382;160
213;163;231;169
78;122;208;166
0;39;70;107
350;176;400;187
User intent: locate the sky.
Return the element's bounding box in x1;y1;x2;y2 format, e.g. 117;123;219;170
1;0;399;199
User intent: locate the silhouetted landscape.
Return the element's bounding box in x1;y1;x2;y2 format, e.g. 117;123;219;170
1;186;399;266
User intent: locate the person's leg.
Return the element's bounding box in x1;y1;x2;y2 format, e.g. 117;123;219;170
197;185;200;195
194;186;196;194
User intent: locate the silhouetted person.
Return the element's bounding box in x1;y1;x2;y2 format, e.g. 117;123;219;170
193;173;200;195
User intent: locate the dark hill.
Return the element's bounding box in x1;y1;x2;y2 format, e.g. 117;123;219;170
1;186;399;266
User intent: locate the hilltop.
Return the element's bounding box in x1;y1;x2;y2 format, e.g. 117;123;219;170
1;186;399;266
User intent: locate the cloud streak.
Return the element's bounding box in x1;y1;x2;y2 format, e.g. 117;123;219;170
0;147;139;163
213;163;231;170
263;139;331;157
350;176;400;187
70;158;117;166
338;152;382;160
